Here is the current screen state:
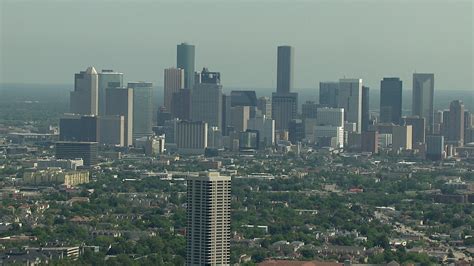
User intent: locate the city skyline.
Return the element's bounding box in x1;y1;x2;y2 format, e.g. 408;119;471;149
1;1;472;90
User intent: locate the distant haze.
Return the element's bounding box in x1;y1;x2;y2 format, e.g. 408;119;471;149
1;0;472;91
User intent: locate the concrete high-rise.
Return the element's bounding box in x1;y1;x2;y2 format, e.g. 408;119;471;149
412;73;435;133
98;70;123;115
129;82;153;141
380;77;402;124
276;46;294;94
105;88;133;146
319;82;339;108
70;67;99;115
176;121;208;154
186;172;231;266
447;100;465;146
177;43;195;89
164;68;184;111
337;79;363;133
191;69;223;128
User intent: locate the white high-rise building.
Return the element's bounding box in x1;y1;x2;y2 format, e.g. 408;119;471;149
186;172;231;266
164;68;184;111
337;79;363;133
70;67;99;115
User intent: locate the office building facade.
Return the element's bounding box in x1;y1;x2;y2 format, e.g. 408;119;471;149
186;172;231;265
177;43;195;89
380;77;402;124
98;69;123;115
70;67;99;115
319;82;339;108
129;82;154;141
176;121;208;154
412;73;434;133
55;141;98;166
164;68;184;111
105;88;133;146
191;69;223;128
276;46;294;94
337;79;363;133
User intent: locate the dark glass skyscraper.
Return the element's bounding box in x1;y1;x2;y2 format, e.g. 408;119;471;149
273;46;297;131
177;42;195;89
276;46;293;94
362;86;370;132
380;77;402;124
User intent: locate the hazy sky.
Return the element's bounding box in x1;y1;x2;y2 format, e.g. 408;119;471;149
1;0;473;90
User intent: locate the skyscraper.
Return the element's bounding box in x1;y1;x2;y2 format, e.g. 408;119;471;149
248;114;275;147
176;121;208;154
302;101;319;119
337;79;363;133
412;73;434;133
316;107;344;127
288;119;304;143
257;96;272;119
55;141;98;166
129;82;153;141
272;46;297;131
105;88;133;146
272;93;298;131
319;82;339;108
447;100;465;146
164;68;184;111
70;67;99;115
426;135;445;160
362;86;370;132
392;125;413;151
191;68;223;128
380;77;402;124
177;42;195;89
59;115;99;142
230;106;250;133
99;115;125;146
401;116;426;146
186;172;231;266
171;89;191;120
276;46;294;94
98;69;123;115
